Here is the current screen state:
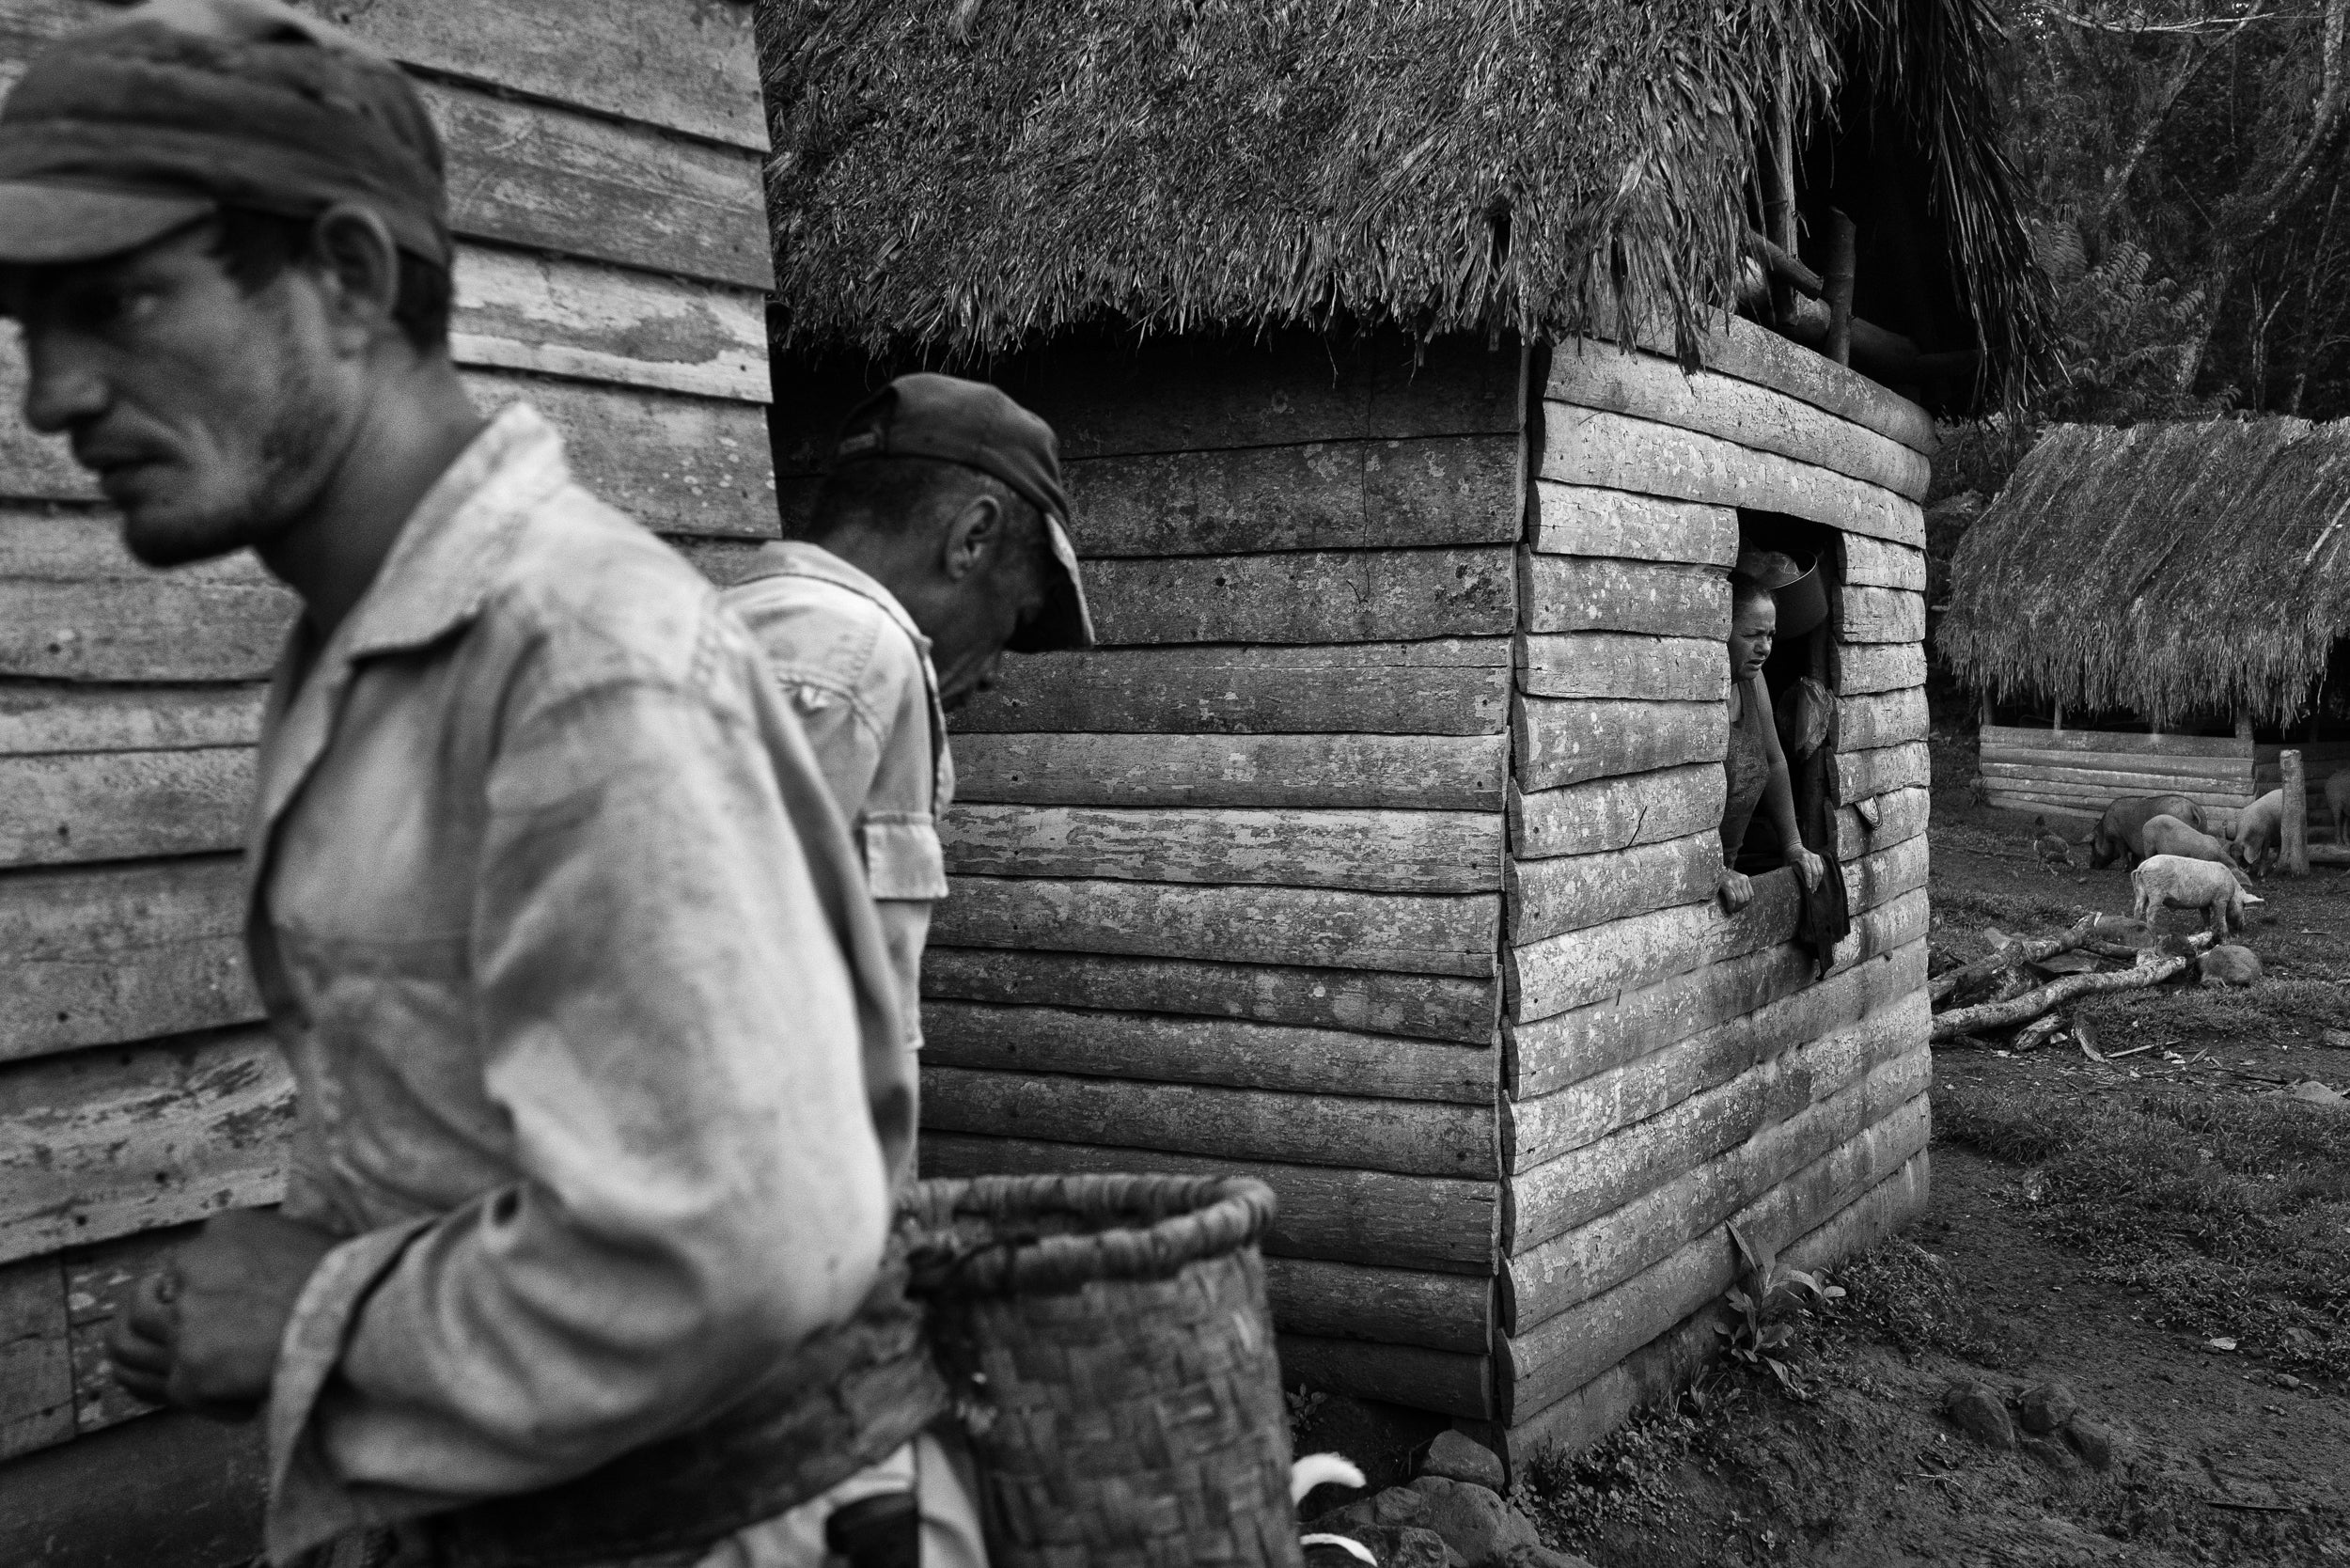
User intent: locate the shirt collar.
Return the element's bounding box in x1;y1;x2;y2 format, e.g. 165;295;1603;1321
757;540;932;656
338;401;570;660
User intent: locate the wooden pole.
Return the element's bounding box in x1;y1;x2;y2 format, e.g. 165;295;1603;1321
1762;92;1796;330
2052;700;2064;734
1979;691;1995;729
2282;747;2311;875
2235;705;2254;743
1824;209;1857;368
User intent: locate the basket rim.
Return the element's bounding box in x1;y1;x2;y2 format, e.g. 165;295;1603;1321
904;1173;1276;1297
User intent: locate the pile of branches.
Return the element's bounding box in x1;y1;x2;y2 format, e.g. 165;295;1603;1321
1930;914;2215;1053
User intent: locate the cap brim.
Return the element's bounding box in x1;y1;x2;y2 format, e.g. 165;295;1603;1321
0;183;214;265
1007;512;1096;652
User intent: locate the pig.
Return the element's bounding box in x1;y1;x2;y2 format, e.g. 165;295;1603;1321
2139;814;2252;886
2232;789;2285;878
2131;854;2254;936
2089;793;2209;869
2327;769;2350;844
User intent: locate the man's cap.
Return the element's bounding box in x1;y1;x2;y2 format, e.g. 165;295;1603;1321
831;373;1096;652
0;0;449;268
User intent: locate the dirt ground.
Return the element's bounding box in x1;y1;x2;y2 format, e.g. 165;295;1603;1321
1518;731;2350;1567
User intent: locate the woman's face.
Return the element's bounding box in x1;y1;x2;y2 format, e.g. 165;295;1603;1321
1729;595;1778;681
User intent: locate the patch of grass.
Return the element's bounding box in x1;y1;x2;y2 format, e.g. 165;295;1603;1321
1825;1238;2015;1367
2076;977;2349;1048
1522;1401;1714;1546
1934;886;2087;931
1937;1080;2350;1381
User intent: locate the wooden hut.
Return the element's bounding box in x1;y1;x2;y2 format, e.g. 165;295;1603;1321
0;3;781;1560
1945;420;2350;832
757;0;2040;1464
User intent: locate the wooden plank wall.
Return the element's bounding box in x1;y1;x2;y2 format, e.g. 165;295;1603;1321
1977;725;2260;823
0;3;775;1557
1492;322;1936;1461
893;332;1529;1420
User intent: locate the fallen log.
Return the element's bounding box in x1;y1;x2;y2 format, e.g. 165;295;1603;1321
2012;1014;2064;1053
1931;945;2206;1043
1927;915;2099;1004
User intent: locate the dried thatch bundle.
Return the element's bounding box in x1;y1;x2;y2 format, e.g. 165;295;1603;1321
1940;420;2350;726
754;0;2039;405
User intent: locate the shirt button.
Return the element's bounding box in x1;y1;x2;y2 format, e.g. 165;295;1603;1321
798;685;830;709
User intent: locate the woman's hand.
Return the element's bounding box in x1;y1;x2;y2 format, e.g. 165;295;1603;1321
1716;866;1753;913
1787;845;1825;892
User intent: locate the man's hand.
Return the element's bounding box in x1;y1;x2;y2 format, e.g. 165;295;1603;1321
107;1210;341;1421
1787;845;1825;892
1716;865;1754;914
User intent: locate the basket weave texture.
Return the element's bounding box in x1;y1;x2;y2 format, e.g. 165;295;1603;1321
906;1173;1305;1568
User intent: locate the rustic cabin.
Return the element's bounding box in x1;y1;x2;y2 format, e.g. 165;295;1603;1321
1945;419;2350;834
0;2;779;1560
756;0;2039;1466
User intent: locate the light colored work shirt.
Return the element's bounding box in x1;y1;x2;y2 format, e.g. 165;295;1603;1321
724;542;952;1051
251;406;912;1564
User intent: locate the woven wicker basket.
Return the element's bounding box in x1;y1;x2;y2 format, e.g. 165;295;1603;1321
905;1173;1304;1568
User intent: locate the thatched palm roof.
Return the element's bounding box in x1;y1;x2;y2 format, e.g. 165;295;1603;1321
1941;420;2350;726
754;0;2040;406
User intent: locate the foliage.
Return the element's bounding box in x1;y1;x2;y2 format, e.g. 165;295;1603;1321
1521;1401;1714;1545
1827;1238;2016;1364
1283;1383;1329;1442
1712;1223;1846;1398
1937;1077;2350;1380
2030;218;2223;423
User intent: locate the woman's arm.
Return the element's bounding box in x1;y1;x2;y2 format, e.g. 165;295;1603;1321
1750;681;1825;890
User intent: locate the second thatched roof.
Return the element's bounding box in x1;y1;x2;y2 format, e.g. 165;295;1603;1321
754;0;2040;405
1941;420;2350;726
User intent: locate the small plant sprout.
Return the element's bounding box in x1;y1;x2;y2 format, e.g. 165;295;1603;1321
1715;1223;1847;1398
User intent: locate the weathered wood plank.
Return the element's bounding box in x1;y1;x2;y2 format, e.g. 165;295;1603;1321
1056;435;1523;557
919;1133;1498;1274
933;876;1501;979
306;0;767;150
1837;836;1930;919
919;1066;1497;1181
1602;306;1936;455
1506;970;1924;1175
1833;644;1927;697
466;371;777;541
1977;774;2247;808
1837;586;1925;644
1516;634;1726;704
922;1001;1495;1105
1978;747;2254;784
1498;1098;1928;1418
0;684;265;757
1512;697;1726;792
0;859;260;1065
1980;725;2252;760
1502;1028;1930;1259
1509;766;1726;862
451;243;767;403
1979;792;2107;823
1529;484;1739;567
1837;689;1929;752
1829;887;1929;975
1834;785;1932;862
1265;1260;1492;1356
62;1228;186;1438
1083;549;1516;646
952;732;1510;812
0;749;253;869
1832;742;1932;806
1498;1151;1928;1457
0;511;292;682
1506;833;1719;947
0;1256;70;1463
420;80;769;290
1506;1074;1931;1334
1543;407;1922;548
1545;340;1931;500
0;1406;268;1568
1841;535;1928;591
0;1030;293;1265
1279;1335;1492;1420
1518;557;1727;640
940;805;1504;894
921;949;1499;1047
953;640;1512;736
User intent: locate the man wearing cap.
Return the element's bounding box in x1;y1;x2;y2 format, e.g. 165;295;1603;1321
0;4;938;1564
720;375;1093;1567
728;373;1095;1063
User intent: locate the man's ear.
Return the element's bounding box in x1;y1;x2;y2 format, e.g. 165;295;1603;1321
306;203;404;355
939;492;1005;583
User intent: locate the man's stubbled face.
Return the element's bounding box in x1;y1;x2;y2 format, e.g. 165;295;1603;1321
8;220;344;567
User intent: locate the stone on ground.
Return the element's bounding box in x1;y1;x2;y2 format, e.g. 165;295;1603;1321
2199;945;2262;985
2064;1416;2118;1470
1419;1430;1509;1492
1944;1380;2016;1450
1405;1476;1541;1567
2016;1380;2079;1434
1304;1523;1449;1567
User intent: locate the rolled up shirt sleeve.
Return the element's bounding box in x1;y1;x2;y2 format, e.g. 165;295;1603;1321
264;655;892;1552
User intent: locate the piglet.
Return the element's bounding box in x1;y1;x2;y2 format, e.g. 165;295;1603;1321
2140;814;2251;886
2232;790;2285;878
2131;854;2256;936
